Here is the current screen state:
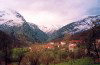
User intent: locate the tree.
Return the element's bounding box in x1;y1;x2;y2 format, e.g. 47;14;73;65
85;21;100;59
11;48;29;65
40;50;54;65
20;51;41;65
20;44;44;65
0;30;13;65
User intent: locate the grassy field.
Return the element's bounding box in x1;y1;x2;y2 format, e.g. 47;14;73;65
12;57;100;65
48;58;100;65
12;58;100;65
50;62;100;65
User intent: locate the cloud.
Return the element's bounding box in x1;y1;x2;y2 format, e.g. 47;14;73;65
0;0;100;28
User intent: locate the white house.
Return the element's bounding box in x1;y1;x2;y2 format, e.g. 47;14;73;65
68;43;77;52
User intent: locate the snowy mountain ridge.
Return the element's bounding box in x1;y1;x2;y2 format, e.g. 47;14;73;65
39;25;60;34
62;15;100;34
49;15;100;40
0;9;48;43
0;9;59;33
0;9;25;27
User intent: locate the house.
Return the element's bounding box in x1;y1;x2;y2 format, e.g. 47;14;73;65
55;42;61;47
49;42;54;45
44;43;54;49
96;39;100;53
44;41;66;49
61;42;66;46
69;40;82;44
68;43;77;52
68;40;82;52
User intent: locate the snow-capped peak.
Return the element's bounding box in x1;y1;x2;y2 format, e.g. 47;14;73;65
0;9;25;27
59;15;100;35
39;25;60;33
74;15;100;33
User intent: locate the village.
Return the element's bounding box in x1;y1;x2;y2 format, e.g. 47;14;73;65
29;39;100;52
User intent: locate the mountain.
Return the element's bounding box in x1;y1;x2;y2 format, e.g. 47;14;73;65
39;25;59;34
49;15;100;41
0;10;48;46
0;9;100;44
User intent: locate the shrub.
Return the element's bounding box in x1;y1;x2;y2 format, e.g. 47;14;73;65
11;48;29;61
40;50;55;65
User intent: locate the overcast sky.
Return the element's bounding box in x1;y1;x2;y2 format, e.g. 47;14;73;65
0;0;100;28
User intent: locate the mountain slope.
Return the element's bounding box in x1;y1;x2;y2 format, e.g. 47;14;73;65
0;10;48;46
50;15;100;41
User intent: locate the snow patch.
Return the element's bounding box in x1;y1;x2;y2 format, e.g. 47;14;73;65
0;9;25;26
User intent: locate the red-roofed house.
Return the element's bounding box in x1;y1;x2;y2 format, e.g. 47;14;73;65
44;43;54;49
